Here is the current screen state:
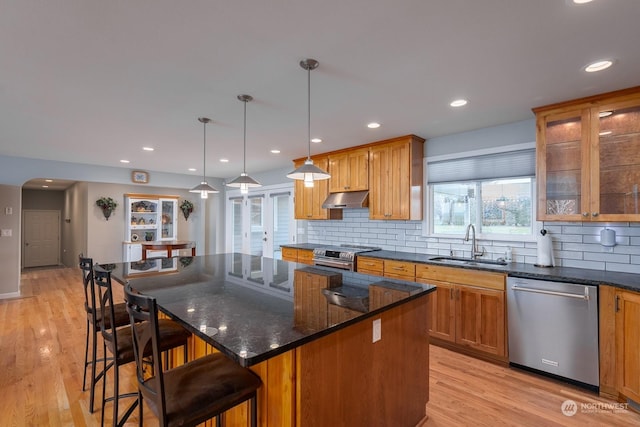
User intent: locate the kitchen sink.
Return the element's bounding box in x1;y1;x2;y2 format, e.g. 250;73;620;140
428;256;508;266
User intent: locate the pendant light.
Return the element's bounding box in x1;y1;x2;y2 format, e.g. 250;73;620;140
189;117;219;199
227;94;261;194
286;58;330;187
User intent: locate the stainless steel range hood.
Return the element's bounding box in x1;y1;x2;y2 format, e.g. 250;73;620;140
322;190;369;209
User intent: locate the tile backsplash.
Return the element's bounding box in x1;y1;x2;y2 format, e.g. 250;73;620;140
306;209;640;274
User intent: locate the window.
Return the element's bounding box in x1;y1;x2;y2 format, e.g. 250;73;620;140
430;177;534;237
426;145;537;239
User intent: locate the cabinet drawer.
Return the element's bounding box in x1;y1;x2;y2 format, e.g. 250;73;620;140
418;264;505;290
357;257;384;275
384;260;416;279
282;247;298;261
298;249;315;264
415;264;443;281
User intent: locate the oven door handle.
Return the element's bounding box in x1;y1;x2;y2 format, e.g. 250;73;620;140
511;285;590;300
313;258;353;270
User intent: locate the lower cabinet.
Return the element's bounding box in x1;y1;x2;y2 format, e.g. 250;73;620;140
417;265;507;360
328;304;362;326
293;268;342;331
282;247;314;265
356;256;384;275
369;280;421;310
600;285;640;401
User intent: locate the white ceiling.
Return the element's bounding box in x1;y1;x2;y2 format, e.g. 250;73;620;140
3;0;640;188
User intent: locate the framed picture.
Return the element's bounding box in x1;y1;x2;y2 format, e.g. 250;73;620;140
132;170;149;184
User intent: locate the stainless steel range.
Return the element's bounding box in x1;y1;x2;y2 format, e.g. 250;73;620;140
312;245;381;271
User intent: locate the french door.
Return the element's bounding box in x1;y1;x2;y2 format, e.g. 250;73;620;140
226;184;295;259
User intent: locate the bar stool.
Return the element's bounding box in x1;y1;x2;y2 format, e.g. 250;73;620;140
79;255;131;413
124;284;262;427
94;267;191;427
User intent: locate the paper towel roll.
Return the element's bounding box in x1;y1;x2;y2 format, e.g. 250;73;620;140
536;231;554;267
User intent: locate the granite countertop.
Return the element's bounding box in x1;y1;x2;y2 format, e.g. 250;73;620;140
102;253;435;367
362;250;640;292
283;245;640;293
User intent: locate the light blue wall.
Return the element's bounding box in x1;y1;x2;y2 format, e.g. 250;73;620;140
426;119;535;158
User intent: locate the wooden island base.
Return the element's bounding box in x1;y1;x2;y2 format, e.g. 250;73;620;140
173;294;431;427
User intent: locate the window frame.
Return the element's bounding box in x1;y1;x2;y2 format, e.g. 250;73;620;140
422;143;541;242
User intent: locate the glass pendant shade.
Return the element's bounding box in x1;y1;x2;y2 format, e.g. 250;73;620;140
227;94;261;192
287;58;330;184
190;117;219;198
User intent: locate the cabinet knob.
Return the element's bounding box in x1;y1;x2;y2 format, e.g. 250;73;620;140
582;212;589;217
592;212;599;217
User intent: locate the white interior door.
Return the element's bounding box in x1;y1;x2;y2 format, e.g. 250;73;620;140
23;210;60;268
226;184;294;259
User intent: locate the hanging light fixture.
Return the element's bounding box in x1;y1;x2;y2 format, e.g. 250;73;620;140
286;58;330;187
227;94;261;194
189;117;219;199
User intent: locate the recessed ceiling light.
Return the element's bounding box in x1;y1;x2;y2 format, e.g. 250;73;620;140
220;158;229;163
42;185;49;188
599;111;613;117
311;138;322;143
599;130;612;136
45;179;53;183
188;168;196;172
584;60;613;73
573;0;593;4
450;99;468;107
367;122;381;129
270;149;281;154
142;147;154;151
120;159;130;164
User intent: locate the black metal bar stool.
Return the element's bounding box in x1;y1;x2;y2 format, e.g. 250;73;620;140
124;283;262;427
94;267;191;427
79;255;131;413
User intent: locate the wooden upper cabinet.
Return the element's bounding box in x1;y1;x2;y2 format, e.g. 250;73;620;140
368;135;425;220
328;148;369;193
293;156;343;220
534;86;640;221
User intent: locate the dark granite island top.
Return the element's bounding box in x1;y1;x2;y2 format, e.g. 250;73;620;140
104;253;435;426
103;253;435;368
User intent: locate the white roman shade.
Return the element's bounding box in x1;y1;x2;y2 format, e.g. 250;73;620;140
427;148;536;184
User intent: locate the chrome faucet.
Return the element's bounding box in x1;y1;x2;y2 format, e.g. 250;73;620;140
464;224;485;259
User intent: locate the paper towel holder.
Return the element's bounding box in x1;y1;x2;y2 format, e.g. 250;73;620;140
600;228;616;247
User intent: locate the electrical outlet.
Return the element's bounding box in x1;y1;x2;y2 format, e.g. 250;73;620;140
5;207;12;215
372;318;381;343
1;229;12;237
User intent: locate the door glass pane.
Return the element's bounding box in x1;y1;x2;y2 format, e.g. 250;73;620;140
161;200;175;239
544;114;582;215
231;199;243;252
250;197;264;256
272;194;290;260
598;104;640;215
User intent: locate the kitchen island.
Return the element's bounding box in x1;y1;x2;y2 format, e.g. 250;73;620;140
105;253;436;427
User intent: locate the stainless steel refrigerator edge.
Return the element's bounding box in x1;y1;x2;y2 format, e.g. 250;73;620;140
507;277;599;389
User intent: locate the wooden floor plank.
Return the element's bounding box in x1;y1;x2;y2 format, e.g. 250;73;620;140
1;267;638;426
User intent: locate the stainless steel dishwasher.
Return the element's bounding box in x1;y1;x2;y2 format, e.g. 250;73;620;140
507;277;599;391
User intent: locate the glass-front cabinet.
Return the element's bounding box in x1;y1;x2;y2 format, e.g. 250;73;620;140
123;194;178;261
535;87;640;221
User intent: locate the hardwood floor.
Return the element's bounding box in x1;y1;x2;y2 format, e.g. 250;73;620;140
1;267;638;426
